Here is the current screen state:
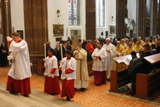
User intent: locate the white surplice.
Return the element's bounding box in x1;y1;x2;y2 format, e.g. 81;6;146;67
103;43;116;78
92;48;107;71
8;40;31;80
61;57;76;80
43;56;59;78
73;48;89;88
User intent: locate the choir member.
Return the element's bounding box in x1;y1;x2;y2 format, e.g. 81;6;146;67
125;42;135;55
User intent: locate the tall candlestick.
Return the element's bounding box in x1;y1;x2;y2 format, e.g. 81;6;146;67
44;43;46;58
60;43;63;60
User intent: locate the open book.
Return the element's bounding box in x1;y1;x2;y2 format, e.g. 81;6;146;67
123;57;131;65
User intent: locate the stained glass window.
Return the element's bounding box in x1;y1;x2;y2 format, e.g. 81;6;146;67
96;0;105;27
68;0;80;26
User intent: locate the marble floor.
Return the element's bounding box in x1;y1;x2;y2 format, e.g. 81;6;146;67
0;67;160;107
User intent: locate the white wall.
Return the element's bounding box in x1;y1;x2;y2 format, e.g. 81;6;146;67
47;0;86;48
96;0;116;39
127;0;137;29
10;0;25;39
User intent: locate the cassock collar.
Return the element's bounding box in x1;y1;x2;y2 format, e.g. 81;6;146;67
67;57;71;60
18;39;22;43
49;55;53;58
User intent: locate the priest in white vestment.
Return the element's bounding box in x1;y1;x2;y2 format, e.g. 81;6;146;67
6;32;31;97
103;38;116;81
61;50;76;101
73;44;89;91
92;41;107;86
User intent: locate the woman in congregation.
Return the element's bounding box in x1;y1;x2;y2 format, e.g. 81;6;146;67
92;40;107;86
43;48;60;95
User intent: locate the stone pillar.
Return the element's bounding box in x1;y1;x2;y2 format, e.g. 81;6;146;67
150;0;157;36
116;0;126;39
0;0;3;44
136;0;145;38
1;0;11;43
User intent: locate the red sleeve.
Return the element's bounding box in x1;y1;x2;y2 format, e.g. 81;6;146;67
8;40;12;45
50;68;56;74
65;68;74;74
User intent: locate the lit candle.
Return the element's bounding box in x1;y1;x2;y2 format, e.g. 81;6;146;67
44;43;46;58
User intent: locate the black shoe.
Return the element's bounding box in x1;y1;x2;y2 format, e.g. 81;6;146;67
66;96;70;101
80;88;86;91
96;84;101;86
74;88;77;91
106;78;111;82
23;95;29;97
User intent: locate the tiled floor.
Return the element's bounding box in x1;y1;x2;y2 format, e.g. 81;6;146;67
0;67;160;107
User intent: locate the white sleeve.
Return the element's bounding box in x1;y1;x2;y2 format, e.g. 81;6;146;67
10;40;27;52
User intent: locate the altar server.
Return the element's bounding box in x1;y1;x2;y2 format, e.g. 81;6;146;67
44;48;60;95
61;50;76;101
6;32;31;97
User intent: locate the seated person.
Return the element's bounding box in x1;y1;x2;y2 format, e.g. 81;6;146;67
139;50;153;74
151;44;157;54
128;51;142;95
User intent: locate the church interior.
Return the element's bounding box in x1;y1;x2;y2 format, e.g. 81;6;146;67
0;0;160;107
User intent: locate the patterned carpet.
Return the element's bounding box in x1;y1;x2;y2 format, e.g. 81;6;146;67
0;66;160;107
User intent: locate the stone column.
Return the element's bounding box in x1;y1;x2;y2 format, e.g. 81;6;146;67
0;0;3;43
1;0;11;43
116;0;126;39
150;0;157;36
136;0;145;38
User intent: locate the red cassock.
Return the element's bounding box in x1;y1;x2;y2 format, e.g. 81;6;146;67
6;76;31;96
44;68;60;95
61;68;75;98
44;76;60;95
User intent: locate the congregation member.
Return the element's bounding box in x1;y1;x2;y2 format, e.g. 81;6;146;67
134;41;143;52
137;36;145;46
73;44;89;91
92;40;107;86
6;32;31;97
103;38;116;81
128;51;142;95
60;50;76;101
143;44;152;56
144;37;151;46
120;39;128;49
156;41;160;53
115;41;125;56
125;42;135;55
43;48;60;95
151;44;157;54
0;42;8;67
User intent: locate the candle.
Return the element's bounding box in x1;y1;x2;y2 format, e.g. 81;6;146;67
44;43;46;58
60;43;63;60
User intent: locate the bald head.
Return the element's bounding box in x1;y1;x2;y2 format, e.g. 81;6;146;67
106;38;110;44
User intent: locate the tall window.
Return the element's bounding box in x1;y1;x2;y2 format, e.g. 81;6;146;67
146;0;151;17
96;0;105;27
68;0;80;26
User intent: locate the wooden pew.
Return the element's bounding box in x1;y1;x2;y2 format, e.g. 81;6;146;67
110;69;130;92
136;70;160;98
136;53;160;98
110;55;131;92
